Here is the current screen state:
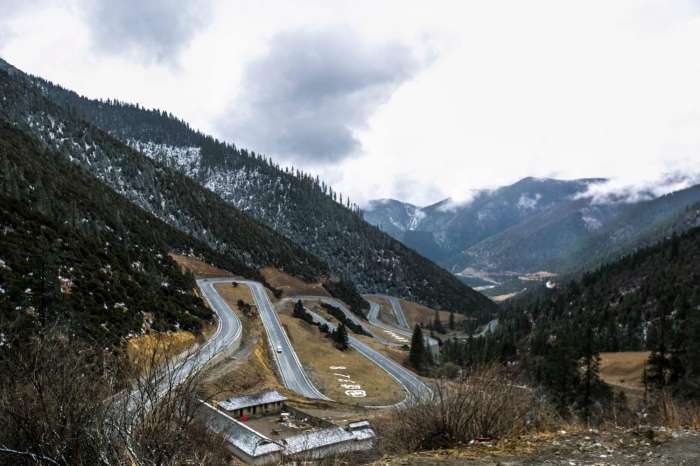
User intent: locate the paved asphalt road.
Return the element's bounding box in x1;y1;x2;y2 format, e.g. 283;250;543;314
278;295;402;347
364;297;412;338
364;295;441;353
196;281;432;404
233;281;330;401
303;307;433;406
277;296;432;404
385;295;410;329
126;278;243;412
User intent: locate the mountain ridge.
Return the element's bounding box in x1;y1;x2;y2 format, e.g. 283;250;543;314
0;57;496;316
365;177;700;277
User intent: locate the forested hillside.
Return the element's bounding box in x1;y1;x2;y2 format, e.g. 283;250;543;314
0;64;333;283
448;227;700;405
547;185;700;273
0;121;229;345
2;57;496;316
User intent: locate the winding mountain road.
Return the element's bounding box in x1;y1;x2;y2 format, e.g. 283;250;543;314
385;295;410;329
191;280;433;404
302;307;433;405
276;295;433;403
126;279;243;411
364;295;440;353
227;280;330;401
129;278;436;412
277;295;401;346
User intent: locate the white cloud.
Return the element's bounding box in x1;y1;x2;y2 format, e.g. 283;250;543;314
574;172;700;205
1;0;699;206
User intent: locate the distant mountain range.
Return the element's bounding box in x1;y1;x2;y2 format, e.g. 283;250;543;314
0;57;496;317
364;177;700;277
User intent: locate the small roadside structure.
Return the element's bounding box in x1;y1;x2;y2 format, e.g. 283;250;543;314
219;390;288;419
201;400;376;465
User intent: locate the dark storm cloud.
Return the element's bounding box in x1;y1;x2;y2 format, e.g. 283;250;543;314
219;28;426;164
83;0;212;63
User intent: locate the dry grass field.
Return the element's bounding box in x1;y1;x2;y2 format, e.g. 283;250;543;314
400;299;464;329
213;283;254;310
127;330;199;369
491;292;521;302
278;311;405;406
201;322;287;401
599;351;650;392
169;253;235;278
261;267;330;297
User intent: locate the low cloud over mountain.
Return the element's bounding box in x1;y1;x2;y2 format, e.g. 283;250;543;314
218;28;427;164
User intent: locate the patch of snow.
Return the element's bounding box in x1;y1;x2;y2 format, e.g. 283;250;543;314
582;215;603;231
407;208;426;230
517;193;541;210
129;140;201;178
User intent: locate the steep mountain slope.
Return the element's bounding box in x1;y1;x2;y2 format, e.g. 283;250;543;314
455;198;621;272
0;121;230;345
0;68;330;285
0;57;496;315
503;225;700;354
548;184;700;273
365;177;609;266
363;199;424;239
365;177;700;276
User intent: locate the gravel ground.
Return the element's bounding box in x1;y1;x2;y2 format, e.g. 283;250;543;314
372;428;700;465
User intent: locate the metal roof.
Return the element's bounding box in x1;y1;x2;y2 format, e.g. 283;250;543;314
219;390;288;412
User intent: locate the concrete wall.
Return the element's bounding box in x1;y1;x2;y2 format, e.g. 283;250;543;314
232;400;284;418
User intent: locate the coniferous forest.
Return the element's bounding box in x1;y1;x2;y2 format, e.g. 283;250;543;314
439;226;700;411
0;59;496;317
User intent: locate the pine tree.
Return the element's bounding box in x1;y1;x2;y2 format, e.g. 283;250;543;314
449;311;455;331
432;310;446;334
678;307;700;397
332;323;349;350
293;299;305;318
578;323;605;423
409;324;428;370
647;298;671;388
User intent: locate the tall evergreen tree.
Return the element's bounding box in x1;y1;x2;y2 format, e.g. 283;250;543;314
577;323;607;423
332;323;349;350
432;310;446;334
647;298;671;388
409;324;429;370
293;299;305;318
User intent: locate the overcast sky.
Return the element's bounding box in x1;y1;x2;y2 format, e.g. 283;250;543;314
2;0;699;206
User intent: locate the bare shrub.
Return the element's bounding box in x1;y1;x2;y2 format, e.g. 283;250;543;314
645;390;700;429
0;332;230;465
375;365;546;454
0;334;113;465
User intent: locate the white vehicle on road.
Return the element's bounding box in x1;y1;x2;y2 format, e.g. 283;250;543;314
276;345;283;353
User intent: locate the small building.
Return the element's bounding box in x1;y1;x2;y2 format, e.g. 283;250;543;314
201;401;376;465
218;390;288;418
